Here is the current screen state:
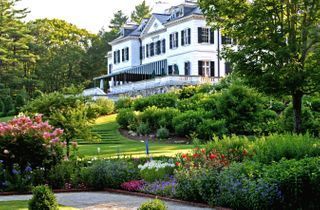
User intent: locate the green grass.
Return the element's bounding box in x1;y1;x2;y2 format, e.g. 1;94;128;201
78;114;193;158
0;116;14;122
0;200;77;210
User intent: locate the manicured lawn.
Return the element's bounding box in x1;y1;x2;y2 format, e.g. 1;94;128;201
78;114;194;158
0;116;14;122
0;200;77;210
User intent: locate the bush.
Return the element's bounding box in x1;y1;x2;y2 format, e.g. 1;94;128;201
172;110;208;137
138;160;175;182
0;115;64;171
196;119;227;140
115;97;133;110
48;161;76;189
2;95;13;115
133;93;177;111
140;107;179;131
175;168;219;204
116;108;137;129
28;185;58;210
215;85;265;135
93;98;114;115
262;157;320;209
252;134;320;164
138;199;167;210
140;177;176;197
156;127;169;139
84;160;139;189
137;123;151;136
121;180;145;192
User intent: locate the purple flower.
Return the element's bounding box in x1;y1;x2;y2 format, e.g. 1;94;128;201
25;166;32;172
12;169;20;175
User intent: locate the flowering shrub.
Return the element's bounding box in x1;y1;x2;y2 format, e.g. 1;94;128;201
0;115;64;170
121;180;145;192
140;177;177;197
138;160;175;182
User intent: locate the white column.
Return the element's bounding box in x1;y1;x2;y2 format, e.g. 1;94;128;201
100;79;104;90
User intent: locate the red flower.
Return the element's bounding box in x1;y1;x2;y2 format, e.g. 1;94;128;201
221;154;225;159
201;149;206;154
193;153;200;158
242;149;248;156
181;153;188;159
176;162;181;166
209;154;218;160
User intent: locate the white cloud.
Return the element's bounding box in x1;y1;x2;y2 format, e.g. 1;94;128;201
17;0;184;33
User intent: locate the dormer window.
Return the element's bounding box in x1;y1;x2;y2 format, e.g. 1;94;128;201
170;7;183;20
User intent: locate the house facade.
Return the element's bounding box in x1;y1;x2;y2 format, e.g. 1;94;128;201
94;0;233;98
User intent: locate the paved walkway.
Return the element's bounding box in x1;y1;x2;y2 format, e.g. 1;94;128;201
0;192;213;210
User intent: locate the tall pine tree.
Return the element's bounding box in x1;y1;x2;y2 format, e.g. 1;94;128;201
131;0;151;24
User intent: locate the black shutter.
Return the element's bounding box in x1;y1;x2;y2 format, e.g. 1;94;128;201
210;29;214;44
113;51;116;64
169;34;173;49
210;61;215;77
175;32;179;47
162;39;166;53
146;44;149;57
126;47;129;60
139;46;143;60
122;49;124;62
198;61;203;76
117;50;120;63
188;28;191;44
150;43;154;56
157;41;161;55
198;27;202;43
181;30;185;46
168;65;173;75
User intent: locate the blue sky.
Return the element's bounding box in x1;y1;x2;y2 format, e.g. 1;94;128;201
17;0;183;33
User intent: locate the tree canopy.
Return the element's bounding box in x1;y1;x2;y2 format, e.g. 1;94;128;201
131;0;152;24
199;0;320;132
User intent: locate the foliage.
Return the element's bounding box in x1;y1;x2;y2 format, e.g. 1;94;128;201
133;93;178;111
138;199;167;210
131;0;151;24
156;128;170;140
174;168;219;204
136;123;151;136
120;180;145;192
83;160;139;189
0;115;64;170
109;10;128;32
92;98;115;116
115;97;134;110
199;0;320;133
252;134;320;164
140;177;176;198
48;161;76;189
138;160;175;182
28;185;58;210
196;119;227;140
116;108;137;129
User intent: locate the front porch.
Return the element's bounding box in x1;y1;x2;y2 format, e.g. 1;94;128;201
107;75;219;96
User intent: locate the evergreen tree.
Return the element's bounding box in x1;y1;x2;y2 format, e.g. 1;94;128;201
109;10;128;32
131;0;151;24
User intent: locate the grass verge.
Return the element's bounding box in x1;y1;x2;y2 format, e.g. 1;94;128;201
0;200;77;210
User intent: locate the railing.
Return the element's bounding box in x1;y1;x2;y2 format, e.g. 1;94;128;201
109;76;220;95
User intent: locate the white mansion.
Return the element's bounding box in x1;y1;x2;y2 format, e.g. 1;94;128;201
94;0;233;98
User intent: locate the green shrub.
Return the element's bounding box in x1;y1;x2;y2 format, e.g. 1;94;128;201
48;161;76;189
310;97;320;112
115;97;133;110
269;100;286;113
15;92;27;113
173;110;208;137
178;86;199;99
93;98;115;115
138;199;167;210
252;134;320;164
28;185;58;210
215;85;265;135
156;127;170;139
84;160;139;189
0;99;5;114
137;123;151;136
175;168;219;204
196;119;227;140
3;95;13;115
116;108;137;129
133;93;177;111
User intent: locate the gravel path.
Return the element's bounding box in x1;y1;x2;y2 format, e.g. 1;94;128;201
0;192;213;210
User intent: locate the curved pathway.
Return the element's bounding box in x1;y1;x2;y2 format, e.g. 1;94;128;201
0;192;213;210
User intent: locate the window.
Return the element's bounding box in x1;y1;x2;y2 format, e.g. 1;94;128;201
169;32;179;49
108;64;112;74
117;50;120;63
122;49;125;62
125;47;129;61
168;65;173;75
184;61;191;75
113;51;117;64
162;39;166;53
181;28;191;46
198;28;214;44
150;42;154;56
222;36;232;45
198;61;215;77
156;41;161;55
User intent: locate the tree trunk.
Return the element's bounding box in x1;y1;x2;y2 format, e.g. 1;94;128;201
292;92;303;133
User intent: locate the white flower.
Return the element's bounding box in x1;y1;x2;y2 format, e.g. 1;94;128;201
138;160;175;171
